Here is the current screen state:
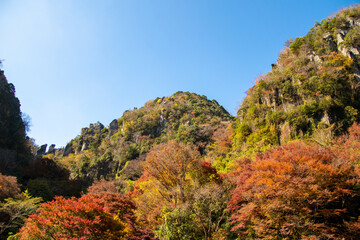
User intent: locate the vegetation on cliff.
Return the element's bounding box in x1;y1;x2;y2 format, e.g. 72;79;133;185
54;91;232;184
232;6;360;157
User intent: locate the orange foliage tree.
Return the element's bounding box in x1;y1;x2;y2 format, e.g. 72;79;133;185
132;140;201;231
332;122;360;164
228;142;360;239
87;179;119;194
211;124;232;156
130;173;168;230
135;140;231;238
143;140;200;205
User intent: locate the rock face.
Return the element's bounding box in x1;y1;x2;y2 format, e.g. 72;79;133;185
0;70;30;174
36;144;47;157
108;119;118;138
334;20;360;79
47;144;56;154
305;17;360;79
81;127;89;135
156;110;168;136
62;121;107;155
63;143;72;157
81;142;89;152
91;122;104;132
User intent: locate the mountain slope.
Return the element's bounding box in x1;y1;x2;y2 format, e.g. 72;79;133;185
232;6;360;156
55;91;233;182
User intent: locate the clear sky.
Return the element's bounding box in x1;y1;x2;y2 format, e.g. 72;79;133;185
0;0;358;147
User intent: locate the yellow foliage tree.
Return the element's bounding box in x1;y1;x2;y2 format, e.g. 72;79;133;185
143;140;200;205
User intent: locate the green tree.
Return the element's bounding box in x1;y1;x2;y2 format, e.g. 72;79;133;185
0;191;42;239
158;208;202;240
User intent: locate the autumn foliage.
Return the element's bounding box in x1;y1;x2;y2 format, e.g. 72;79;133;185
228;141;360;239
333;122;360;164
0;173;20;201
87;179;119;194
143;140;200;205
15;192;136;239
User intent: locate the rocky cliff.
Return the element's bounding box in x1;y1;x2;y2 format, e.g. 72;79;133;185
232;6;360;155
0;69;30;174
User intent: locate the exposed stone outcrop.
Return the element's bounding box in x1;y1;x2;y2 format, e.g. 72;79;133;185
108;119;118;138
81;141;89;152
334;18;360;79
36;144;47;157
336;30;359;59
303;17;360;79
63;143;72;157
156;110;168;136
47;144;56;154
323;32;338;52
91;122;104;132
81;127;89;135
307;51;322;64
321;112;331;125
67;122;108;154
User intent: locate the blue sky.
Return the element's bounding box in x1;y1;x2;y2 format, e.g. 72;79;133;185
0;0;358;147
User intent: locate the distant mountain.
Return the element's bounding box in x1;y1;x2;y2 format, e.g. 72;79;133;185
232;6;360;156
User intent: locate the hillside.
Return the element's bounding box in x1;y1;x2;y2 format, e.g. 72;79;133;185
232;6;360;156
51;91;233;182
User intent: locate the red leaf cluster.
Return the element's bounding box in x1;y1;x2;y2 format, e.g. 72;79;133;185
228;141;360;239
0;172;20;200
16;192;136;239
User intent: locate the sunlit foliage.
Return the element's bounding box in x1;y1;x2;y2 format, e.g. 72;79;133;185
232;5;360;157
57;92;233;182
14;192;136;239
0;191;42;239
228;142;360;239
144;140;200;205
